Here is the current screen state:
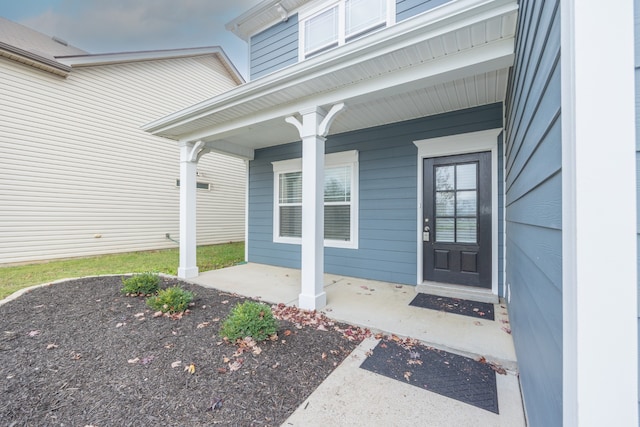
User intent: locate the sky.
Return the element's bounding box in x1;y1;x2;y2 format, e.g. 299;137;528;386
0;0;259;78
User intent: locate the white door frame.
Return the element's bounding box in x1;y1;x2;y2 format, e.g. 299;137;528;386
414;128;502;297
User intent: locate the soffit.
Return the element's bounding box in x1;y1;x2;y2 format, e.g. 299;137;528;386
146;0;518;154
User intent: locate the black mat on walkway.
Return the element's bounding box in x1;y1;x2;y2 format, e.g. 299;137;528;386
409;293;495;321
360;340;499;414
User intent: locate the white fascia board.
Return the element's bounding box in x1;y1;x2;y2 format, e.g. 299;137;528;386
203;140;255;160
58;46;245;85
170;38;513;145
142;0;517;136
0;43;71;76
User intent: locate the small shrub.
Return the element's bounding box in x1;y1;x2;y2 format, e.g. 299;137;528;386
219;301;279;342
146;286;194;314
121;272;160;295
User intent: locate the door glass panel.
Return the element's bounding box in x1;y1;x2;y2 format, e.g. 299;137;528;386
456;218;477;243
435;191;455;216
456;163;477;190
436;218;455;242
456;191;477;216
435;166;454;191
432;161;479;244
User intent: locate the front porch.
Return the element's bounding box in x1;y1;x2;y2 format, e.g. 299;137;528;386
189;262;524;425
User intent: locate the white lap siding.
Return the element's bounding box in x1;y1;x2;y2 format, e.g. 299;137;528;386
0;55;245;264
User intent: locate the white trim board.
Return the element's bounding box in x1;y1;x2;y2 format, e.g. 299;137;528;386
561;0;637;425
413;128;502;297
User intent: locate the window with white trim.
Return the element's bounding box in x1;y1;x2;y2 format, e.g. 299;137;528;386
273;150;358;248
299;0;395;59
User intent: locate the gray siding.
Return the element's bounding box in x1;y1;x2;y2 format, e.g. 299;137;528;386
504;0;562;426
248;103;503;286
635;0;640;418
250;14;298;80
396;0;452;22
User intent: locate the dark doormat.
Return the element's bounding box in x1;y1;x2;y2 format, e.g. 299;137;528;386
360;339;499;414
409;293;495;321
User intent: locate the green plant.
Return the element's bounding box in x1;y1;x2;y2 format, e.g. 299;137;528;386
146;286;194;314
121;272;160;295
219;301;279;342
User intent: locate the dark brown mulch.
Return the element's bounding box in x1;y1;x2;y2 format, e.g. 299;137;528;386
0;276;361;427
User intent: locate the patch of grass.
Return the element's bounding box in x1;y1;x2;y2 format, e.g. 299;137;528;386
146;286;194;314
0;242;244;300
219;301;279;342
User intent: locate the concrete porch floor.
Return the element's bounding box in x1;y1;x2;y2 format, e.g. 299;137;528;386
189;263;525;426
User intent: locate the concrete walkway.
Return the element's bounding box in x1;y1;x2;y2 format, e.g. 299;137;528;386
190;263;526;427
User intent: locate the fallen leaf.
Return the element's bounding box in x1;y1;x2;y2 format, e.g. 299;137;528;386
70;352;82;360
228;359;243;372
321;352;327;360
365;350;373;357
284;329;292;336
46;343;58;350
374;332;384;340
360;285;369;290
153;311;163;318
223;357;231;363
216;368;227;374
317;324;328;331
116;323;125;328
208;397;223;411
171;361;182;368
501;327;512;334
197;322;210;329
128;357;140;364
252;346;262;355
408;359;423;365
27;330;40;337
134;312;145;318
272;362;280;369
474;321;482;326
221;300;229;304
477;356;487;364
403;371;412;381
212;317;220;322
185;363;196;374
395;285;403;289
473;308;479;312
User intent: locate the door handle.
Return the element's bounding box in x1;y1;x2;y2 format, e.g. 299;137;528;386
423;225;430;242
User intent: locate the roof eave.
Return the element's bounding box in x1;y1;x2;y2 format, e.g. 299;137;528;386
144;0;517;137
56;47;245;85
0;42;71;76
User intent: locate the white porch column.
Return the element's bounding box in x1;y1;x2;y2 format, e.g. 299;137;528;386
286;103;345;310
177;141;200;278
561;0;637;425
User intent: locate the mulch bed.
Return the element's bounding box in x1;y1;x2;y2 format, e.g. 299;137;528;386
0;276;363;426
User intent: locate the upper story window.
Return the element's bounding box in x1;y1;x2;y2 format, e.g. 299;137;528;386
300;0;395;59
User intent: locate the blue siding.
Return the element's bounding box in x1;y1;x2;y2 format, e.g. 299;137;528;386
396;0;452;22
635;0;640;417
504;0;562;426
250;14;299;80
247;103;503;286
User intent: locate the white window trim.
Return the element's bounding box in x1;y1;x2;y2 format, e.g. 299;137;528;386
272;150;359;249
298;0;396;60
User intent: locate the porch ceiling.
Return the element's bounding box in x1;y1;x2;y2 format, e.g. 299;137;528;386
143;0;517;157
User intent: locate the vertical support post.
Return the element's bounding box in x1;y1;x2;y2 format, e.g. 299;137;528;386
178;141;199;278
285;104;346;310
561;0;637;425
298;107;327;310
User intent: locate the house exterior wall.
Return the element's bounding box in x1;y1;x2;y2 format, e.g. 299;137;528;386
246;0;454;80
635;0;640;416
249;14;299;79
248;103;503;286
396;0;452;22
504;0;562;425
0;55;246;265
